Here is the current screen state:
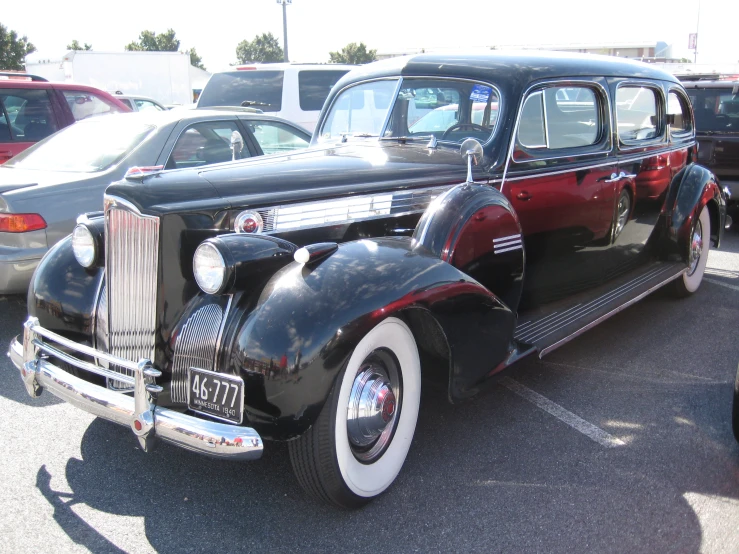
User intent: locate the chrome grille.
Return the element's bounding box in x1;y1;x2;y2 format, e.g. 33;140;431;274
105;198;160;391
170;303;224;403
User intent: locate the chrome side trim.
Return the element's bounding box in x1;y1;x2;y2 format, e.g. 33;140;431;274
257;184;454;234
9;319;263;461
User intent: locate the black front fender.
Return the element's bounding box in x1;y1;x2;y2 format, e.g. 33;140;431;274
222;237;515;440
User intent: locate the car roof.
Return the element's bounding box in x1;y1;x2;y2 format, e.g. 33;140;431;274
334;50;681;86
221;63;357;73
69;108;311;132
681;80;739;90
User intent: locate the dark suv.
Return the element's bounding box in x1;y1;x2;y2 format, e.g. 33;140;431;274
0;73;131;163
683;79;739;204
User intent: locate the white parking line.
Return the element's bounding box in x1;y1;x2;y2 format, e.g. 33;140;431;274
500;377;626;448
704;278;739;293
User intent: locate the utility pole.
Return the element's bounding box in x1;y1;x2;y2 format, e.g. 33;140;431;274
277;0;292;63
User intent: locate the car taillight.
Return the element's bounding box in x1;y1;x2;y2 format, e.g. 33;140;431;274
0;213;47;233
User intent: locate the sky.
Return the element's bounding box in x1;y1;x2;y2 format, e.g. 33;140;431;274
5;0;738;71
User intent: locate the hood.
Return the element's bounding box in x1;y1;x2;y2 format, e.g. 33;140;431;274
106;141;479;216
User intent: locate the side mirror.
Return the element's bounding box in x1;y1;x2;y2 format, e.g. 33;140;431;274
460;138;483;183
230;131;245;160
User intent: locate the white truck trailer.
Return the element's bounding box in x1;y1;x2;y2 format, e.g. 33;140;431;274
25;51;208;106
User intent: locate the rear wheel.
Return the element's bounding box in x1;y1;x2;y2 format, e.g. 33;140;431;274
673;205;710;297
288;317;421;508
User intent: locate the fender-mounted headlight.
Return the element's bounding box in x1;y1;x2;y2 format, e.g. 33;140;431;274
193;234;298;295
193;241;227;294
72;224;96;268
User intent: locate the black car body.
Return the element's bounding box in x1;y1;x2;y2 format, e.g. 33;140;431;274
683;79;739;203
9;52;726;508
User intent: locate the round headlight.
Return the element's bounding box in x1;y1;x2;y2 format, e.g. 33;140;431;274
72;225;96;268
193;241;226;294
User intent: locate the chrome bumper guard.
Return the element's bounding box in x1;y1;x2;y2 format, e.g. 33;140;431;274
7;317;263;461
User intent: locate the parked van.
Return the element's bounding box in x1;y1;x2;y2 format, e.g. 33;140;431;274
197;63;356;132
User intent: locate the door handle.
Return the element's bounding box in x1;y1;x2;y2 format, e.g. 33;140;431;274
603;171;637;183
516;191;532;201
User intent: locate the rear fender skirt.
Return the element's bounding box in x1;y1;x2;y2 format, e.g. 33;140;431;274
27;235;103;343
220;237;515;440
413;183;525;313
661;164;725;261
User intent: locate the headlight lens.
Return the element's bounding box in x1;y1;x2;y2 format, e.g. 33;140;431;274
72;225;96;268
193;242;226;294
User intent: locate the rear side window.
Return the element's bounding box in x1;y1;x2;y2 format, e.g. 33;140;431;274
0;89;59;142
298;70;350;111
516;85;600;153
667;91;692;135
616;86;660;142
62;90;126;121
198;71;284;112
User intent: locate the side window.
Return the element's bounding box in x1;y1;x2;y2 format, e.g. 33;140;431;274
0;89;59;142
247;121;309;155
616;86;660;142
516;85;600;154
667;91;692;135
298;70;349;111
135;99;163;112
62;90;126;121
167;121;249;169
118;98;133;110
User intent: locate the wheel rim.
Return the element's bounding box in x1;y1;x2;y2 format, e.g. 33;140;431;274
615;193;630;236
346;349;401;463
688;218;703;276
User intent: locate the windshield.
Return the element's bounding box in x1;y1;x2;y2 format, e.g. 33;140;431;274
3;117;154;173
687;87;739;133
198;71;284;111
318;78;500;145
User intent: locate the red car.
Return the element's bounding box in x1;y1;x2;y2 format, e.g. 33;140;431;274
0;73;131;163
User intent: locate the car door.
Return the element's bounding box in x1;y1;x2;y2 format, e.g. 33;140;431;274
502;81;618;306
240;118;311;156
161;118;252;170
0;88;62;162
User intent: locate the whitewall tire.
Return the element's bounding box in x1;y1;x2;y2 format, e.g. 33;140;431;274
289;317;421;508
673;205;710;297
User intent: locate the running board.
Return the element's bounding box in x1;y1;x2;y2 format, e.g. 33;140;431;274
515;262;686;357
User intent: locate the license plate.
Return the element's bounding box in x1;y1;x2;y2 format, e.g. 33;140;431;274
187;367;244;424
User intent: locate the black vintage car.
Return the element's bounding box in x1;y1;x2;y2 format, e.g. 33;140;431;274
8;52;727;508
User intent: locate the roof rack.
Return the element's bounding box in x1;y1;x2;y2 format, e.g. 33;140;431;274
0;72;48;82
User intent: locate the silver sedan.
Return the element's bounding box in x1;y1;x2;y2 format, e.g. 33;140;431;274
0;109;311;294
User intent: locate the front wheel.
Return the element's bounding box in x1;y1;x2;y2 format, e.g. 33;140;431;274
288;317;421;508
672;205;710;297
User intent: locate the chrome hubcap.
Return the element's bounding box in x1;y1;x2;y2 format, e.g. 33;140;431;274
347;351;400;462
688;219;703;276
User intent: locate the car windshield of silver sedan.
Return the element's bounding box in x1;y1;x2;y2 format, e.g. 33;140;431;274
317;78;500;145
3;117;154;173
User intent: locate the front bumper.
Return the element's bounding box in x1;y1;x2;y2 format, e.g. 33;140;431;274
7;318;263;460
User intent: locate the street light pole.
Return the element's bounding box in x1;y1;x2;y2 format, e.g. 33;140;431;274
277;0;291;63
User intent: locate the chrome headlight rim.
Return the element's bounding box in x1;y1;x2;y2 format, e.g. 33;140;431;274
72;224;97;268
193;240;231;295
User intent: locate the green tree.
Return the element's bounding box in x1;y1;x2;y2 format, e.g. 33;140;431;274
188;47;206;70
125;29;180;52
67;40;92;51
235;33;283;64
328;42;376;65
0;23;36;71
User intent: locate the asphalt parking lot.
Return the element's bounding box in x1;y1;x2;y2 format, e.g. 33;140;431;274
1;233;738;553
